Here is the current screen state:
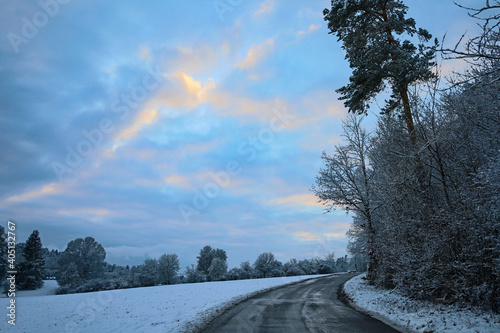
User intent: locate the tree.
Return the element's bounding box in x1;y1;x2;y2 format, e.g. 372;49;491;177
134;258;159;287
440;0;500;82
128;265;138;286
196;246;227;275
184;264;204;283
312;115;378;281
57;237;106;287
323;0;436;143
197;246;214;274
239;261;253;280
158;254;180;285
0;226;6;282
213;248;228;263
336;256;350;272
18;230;45;290
43;248;61;279
225;267;241;280
284;258;305;276
208;257;227;281
253;252;282;278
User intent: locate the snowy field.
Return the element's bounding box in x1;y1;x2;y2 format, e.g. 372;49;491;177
0;275;326;332
344;274;500;333
1;280;60;298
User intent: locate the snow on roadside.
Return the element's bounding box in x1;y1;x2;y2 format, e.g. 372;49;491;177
0;274;326;333
343;274;500;333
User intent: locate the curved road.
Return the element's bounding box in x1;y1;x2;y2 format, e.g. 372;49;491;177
201;274;400;333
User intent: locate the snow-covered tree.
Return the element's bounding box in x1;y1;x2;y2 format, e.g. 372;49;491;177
253;252;282;278
239;261;254;280
313;115;378;281
196;245;227;276
440;0;500;86
196;246;213;274
42;248;61;279
18;230;44;290
226;267;242;280
184;264;204;283
135;258;159;287
323;0;436;143
57;237;106;287
0;226;6;281
158;254;180;285
208;257;227;281
57;262;80;291
283;258;305;276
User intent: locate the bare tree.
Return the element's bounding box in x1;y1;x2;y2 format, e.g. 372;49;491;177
312;115;378;281
440;1;500;86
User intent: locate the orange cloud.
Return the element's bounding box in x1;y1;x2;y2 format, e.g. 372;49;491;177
6;183;65;202
56;208;113;222
236;39;275;69
298;24;319;35
116;109;158;140
269;193;321;207
173;71;216;103
144;71;216;110
294;231;346;242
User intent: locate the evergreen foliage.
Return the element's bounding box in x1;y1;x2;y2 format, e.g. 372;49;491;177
324;0;436;141
0;227;7;281
18;230;45;290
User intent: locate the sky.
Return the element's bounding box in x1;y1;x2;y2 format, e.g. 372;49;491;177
0;0;482;269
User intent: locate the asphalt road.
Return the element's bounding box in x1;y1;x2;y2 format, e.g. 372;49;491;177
201;274;400;333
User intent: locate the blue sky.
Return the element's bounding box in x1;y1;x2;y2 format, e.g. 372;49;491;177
0;0;481;269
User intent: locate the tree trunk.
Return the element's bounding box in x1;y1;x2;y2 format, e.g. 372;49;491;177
400;86;417;145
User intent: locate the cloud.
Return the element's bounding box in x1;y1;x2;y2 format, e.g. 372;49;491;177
268;193;320;208
254;0;275;18
236;39;275;70
0;0;368;270
294;231;345;242
110;71;218;150
164;174;191;188
172;45;220;75
6;182;67;203
173;71;216;103
142;71;216;110
116;109;158;140
55;208;113;222
298;24;319;35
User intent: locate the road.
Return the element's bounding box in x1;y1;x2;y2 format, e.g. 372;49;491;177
201;273;400;333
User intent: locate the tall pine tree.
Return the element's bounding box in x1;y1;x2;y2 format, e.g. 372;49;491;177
18;230;45;290
323;0;436;144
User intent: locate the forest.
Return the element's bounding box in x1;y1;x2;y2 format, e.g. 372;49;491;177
313;0;500;312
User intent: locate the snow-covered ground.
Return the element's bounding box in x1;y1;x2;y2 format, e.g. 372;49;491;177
0;275;326;332
0;280;60;298
344;274;500;333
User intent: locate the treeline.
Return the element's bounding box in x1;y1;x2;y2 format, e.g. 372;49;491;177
0;229;45;292
317;1;499;312
0;230;363;295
